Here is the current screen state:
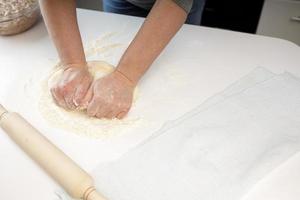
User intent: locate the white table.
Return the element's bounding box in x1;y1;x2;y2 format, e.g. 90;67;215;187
0;9;299;200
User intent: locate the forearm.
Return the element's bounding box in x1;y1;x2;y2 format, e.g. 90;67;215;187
116;0;187;85
39;0;86;68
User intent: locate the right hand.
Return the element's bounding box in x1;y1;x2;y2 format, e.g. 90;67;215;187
50;65;93;110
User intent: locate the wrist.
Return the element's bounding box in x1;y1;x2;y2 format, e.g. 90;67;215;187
116;62;143;85
114;69;136;87
62;61;88;70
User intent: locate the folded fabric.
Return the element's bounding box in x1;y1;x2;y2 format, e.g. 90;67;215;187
56;68;300;200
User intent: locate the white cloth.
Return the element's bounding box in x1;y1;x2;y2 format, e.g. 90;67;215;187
57;68;300;200
92;68;300;200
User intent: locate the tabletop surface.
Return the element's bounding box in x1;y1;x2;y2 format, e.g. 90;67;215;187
0;9;300;200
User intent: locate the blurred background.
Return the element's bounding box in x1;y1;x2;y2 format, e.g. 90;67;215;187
76;0;300;45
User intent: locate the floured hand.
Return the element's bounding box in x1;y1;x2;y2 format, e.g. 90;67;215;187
85;70;135;119
50;65;93;110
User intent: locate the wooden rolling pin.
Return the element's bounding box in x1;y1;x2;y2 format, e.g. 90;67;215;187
0;104;107;200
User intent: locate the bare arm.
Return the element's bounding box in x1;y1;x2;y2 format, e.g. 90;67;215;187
116;0;187;85
39;0;86;68
40;0;92;109
87;0;188;119
40;0;188;118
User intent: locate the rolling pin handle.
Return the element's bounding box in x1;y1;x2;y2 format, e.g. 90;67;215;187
86;190;107;200
0;104;8;120
0;104;108;200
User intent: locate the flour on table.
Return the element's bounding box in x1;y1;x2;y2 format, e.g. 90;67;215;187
39;61;140;138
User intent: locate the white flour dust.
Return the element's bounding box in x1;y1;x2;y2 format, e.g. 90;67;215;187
83;32;128;63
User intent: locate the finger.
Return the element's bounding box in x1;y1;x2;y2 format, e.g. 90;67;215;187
51;87;67;108
87;99;99;117
106;106;122;119
105;111;115;119
80;83;94;109
116;110;129;119
64;90;76;110
96;103;111;119
74;76;92;106
56;80;76;110
50;87;60;104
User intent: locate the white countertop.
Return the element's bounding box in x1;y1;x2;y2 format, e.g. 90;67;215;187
0;9;299;200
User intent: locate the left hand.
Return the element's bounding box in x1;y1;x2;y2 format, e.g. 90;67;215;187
85;70;135;119
50;65;93;110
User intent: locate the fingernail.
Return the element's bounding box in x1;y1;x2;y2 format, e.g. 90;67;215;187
73;99;79;106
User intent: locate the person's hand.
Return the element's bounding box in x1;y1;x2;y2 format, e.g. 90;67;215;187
86;70;135;119
51;65;93;110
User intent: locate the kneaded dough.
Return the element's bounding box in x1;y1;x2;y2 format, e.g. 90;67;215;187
48;61;115;88
39;61;140;138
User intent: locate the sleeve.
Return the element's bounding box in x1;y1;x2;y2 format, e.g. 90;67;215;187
172;0;194;13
